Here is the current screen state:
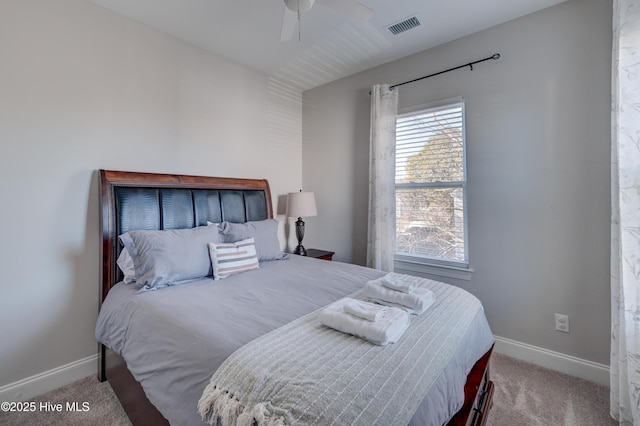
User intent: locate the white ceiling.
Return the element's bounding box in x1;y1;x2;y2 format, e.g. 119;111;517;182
88;0;567;91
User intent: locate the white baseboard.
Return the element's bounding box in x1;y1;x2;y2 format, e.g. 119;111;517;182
0;354;98;402
494;335;610;386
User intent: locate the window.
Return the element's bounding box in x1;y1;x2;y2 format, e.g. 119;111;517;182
395;98;468;271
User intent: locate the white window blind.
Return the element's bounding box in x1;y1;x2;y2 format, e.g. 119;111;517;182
395;98;468;267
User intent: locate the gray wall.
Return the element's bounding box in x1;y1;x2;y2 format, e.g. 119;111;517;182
0;0;302;388
302;0;611;364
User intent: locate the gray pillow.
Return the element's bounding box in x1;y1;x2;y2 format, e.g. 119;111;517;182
119;225;221;292
219;219;288;261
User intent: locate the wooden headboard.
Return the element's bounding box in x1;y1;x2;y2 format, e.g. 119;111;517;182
99;170;273;302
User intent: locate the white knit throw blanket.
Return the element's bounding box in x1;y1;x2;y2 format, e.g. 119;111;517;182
198;278;482;426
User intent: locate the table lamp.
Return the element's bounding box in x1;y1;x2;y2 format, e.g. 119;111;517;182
286;191;317;256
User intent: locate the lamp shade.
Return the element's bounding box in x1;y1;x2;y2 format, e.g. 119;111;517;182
286;191;317;218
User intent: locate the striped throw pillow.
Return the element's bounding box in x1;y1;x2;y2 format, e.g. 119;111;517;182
208;238;259;280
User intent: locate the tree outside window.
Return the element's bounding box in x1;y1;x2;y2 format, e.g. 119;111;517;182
395;99;467;265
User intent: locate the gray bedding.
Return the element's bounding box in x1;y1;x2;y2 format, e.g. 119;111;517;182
95;255;494;425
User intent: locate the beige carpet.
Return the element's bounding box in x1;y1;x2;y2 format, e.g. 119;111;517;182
487;353;615;426
0;353;614;425
0;375;130;426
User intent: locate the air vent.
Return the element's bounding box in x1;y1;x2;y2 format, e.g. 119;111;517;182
387;16;421;35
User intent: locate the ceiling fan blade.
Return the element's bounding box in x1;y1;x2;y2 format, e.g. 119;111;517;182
284;0;315;13
318;0;373;21
280;7;298;41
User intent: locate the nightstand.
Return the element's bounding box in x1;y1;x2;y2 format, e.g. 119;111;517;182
299;248;334;261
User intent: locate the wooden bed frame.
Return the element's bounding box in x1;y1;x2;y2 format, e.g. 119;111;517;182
97;169;493;426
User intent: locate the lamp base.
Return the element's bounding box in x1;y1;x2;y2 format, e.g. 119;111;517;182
293;244;307;256
294;217;306;256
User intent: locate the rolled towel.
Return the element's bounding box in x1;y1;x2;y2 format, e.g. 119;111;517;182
362;279;435;314
319;298;410;345
343;298;387;322
380;272;417;293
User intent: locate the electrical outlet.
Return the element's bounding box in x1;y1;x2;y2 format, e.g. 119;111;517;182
555;313;570;333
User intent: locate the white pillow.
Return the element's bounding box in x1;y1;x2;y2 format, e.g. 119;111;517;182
208;238;259;280
116;248;136;284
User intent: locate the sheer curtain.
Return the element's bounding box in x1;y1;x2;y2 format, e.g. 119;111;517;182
610;0;640;424
367;84;398;272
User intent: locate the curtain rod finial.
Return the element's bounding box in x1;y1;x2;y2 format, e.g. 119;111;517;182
492;53;501;60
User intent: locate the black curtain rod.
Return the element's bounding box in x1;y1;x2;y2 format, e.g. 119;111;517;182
389;53;501;90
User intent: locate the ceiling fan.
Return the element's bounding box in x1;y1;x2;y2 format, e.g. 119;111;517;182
280;0;374;41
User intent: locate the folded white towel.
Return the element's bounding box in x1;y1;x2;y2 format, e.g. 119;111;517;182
380;273;417;293
362;279;435;314
343;298;387;322
319;298;410;345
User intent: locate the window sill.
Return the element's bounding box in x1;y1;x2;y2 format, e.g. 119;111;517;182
394;258;473;281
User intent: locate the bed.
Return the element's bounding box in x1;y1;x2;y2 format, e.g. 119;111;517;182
95;169;495;426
